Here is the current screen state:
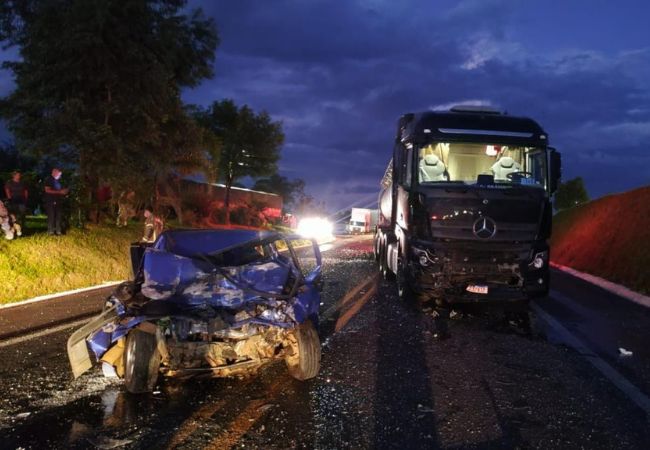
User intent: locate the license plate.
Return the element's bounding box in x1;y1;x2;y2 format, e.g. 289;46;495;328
466;284;488;294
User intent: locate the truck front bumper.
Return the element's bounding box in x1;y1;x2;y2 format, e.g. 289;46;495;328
408;240;549;303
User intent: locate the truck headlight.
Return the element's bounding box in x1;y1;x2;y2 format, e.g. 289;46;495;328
529;251;548;269
412;246;433;267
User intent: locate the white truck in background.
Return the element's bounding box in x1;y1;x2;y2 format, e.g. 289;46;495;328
348;208;378;234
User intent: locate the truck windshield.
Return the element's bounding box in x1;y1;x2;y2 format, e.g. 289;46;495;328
417;142;547;189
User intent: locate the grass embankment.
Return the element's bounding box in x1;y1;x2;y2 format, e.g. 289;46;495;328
1;219;140;304
551;186;650;294
1;218;310;305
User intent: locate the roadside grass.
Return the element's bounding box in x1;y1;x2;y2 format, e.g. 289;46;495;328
551;185;650;294
1;217;314;305
1;223;141;304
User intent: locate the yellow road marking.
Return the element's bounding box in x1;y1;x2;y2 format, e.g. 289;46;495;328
203;378;287;450
335;283;378;332
166;378;255;449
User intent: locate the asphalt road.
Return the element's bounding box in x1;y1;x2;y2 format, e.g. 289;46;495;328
1;234;649;449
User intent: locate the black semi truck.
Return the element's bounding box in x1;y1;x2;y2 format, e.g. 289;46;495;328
374;106;561;308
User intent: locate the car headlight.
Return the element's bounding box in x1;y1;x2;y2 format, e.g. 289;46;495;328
297;217;333;241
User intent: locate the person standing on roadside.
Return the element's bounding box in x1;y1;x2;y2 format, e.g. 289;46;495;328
4;170;29;230
141;206;164;243
43;168;69;235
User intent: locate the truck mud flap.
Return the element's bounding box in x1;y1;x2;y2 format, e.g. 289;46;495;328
67;305;119;379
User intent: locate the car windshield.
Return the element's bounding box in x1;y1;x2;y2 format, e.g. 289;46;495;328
417;142;547;189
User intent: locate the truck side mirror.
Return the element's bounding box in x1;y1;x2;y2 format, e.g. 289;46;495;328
549;148;562;194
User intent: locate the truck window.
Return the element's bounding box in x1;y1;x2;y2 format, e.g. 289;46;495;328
418;142;547;189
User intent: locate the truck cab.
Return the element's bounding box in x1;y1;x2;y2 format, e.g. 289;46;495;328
375;106;561;305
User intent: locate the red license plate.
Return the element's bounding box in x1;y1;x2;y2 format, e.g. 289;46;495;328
466;284;489;294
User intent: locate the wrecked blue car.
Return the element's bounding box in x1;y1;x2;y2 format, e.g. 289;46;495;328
67;229;323;393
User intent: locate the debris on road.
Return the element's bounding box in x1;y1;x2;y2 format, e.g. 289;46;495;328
619;347;633;357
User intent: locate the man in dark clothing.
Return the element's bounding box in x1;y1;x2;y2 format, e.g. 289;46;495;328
4;171;29;229
43;168;69;235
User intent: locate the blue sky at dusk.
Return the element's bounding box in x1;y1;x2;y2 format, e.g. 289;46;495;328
2;0;650;211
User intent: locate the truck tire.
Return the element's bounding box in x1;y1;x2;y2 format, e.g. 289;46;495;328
124;328;160;394
396;248;426;304
286;320;321;380
397;253;414;301
373;235;380;263
380;240;395;280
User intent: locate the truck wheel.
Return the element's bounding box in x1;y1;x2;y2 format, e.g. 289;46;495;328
373;235;380;262
286;320;321;380
397;250;425;303
380;242;395;280
124;328;160;394
396;252;411;300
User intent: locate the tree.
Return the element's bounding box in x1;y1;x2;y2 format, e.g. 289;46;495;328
0;0;219;215
555;177;589;210
253;174;307;212
194;99;284;224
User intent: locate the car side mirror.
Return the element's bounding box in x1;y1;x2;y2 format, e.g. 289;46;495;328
549;148;562;194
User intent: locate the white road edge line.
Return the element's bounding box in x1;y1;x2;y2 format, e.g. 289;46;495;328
550;262;650;309
531;302;650;416
1;281;122;310
0;317;90;349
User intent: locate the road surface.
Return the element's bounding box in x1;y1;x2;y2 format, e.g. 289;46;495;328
1;234;649;449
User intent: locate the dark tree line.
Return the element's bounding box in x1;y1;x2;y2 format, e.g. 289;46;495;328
0;1;310;228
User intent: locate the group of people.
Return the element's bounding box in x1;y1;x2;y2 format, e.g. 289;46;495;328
1;168;68;239
2;167;163;242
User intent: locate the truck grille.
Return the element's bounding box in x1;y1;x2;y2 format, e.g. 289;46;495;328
431;221;537;242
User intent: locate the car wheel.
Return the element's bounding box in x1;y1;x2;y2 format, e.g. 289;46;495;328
124;328;160;394
286;320;321;380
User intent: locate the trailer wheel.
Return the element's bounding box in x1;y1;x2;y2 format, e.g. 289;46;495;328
124;328;160;394
286;320;321;380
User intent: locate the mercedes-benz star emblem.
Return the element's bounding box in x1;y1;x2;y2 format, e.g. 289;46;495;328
472;216;497;239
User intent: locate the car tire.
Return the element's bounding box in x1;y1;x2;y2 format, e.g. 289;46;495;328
286;320;321;380
124;328;160;394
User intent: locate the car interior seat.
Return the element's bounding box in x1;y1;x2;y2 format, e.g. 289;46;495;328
419;154;448;182
491;156;521;180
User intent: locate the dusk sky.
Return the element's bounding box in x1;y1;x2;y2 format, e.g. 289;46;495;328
2;0;650;212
